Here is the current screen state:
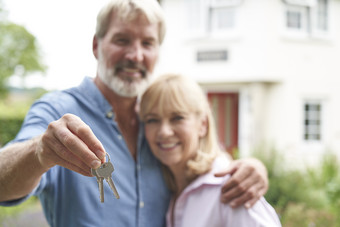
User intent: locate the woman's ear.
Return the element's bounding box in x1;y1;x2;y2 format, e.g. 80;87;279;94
199;116;208;138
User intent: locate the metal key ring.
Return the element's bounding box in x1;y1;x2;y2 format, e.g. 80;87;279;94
105;152;111;163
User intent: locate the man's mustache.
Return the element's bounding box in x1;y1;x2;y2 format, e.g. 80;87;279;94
114;61;147;77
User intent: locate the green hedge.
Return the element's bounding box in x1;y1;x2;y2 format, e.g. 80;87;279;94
252;146;340;226
0;96;35;147
0;117;24;146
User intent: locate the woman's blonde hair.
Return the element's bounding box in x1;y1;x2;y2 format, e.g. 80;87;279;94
139;74;228;192
95;0;166;44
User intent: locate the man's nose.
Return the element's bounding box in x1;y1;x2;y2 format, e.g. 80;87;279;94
125;43;144;62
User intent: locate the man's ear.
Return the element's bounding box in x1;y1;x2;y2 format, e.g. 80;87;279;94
199;116;208;138
93;35;99;59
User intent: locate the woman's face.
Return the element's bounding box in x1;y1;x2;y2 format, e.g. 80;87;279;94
144;105;207;170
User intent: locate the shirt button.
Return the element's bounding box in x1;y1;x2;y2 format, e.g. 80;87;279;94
136;164;141;170
117;135;122;140
106;111;113;119
140;201;144;208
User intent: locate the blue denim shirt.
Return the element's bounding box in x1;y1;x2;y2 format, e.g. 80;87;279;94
0;77;170;227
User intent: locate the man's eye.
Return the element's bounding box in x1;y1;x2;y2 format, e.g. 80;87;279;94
143;40;156;47
115;38;129;45
145;118;158;124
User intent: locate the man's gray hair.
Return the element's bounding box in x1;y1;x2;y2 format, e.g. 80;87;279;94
95;0;166;44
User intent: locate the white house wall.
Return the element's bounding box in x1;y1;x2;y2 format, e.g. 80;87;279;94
156;0;340;168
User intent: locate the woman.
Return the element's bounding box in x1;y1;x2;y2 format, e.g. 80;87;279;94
139;74;281;227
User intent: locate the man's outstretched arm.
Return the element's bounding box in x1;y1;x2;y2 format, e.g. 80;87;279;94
0;114;106;202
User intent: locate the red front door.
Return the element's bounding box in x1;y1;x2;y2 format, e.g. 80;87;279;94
207;93;239;156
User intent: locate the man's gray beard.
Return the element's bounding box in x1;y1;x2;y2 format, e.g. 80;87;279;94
97;60;150;98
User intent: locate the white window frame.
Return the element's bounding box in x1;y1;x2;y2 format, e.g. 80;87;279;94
185;0;242;38
282;0;329;39
303;101;323;142
300;98;328;158
209;4;237;35
285;5;309;36
210;0;242;7
185;0;207;37
310;0;329;36
284;0;316;7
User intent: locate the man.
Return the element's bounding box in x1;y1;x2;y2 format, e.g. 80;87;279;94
0;0;268;226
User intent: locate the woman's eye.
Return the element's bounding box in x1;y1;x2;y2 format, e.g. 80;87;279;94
172;115;184;121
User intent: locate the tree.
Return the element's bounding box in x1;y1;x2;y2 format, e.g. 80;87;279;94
0;1;46;97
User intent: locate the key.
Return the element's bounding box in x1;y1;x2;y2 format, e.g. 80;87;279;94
96;161;120;199
96;154;120;199
91;168;104;203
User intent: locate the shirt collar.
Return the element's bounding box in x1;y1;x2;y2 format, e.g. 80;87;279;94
182;155;231;194
76;77;114;120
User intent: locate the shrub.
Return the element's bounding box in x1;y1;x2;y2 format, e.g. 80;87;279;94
281;203;337;227
0;117;24;146
0;196;40;224
0;94;37;146
251;146;340;226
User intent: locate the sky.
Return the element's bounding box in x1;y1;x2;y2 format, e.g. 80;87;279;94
4;0;109;90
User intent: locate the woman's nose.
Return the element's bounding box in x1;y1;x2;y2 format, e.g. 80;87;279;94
158;122;174;138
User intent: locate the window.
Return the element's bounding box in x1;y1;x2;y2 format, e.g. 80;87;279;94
286;5;309;33
186;0;242;36
209;0;240;33
284;0;329;36
186;0;205;35
287;11;301;29
304;102;322;141
316;0;328;31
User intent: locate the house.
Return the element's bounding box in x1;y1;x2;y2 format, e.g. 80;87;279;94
155;0;340;168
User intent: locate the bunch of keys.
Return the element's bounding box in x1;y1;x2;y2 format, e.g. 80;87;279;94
91;153;120;203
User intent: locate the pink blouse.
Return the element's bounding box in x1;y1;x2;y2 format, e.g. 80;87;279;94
166;157;281;227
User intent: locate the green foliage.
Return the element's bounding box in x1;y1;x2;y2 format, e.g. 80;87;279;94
0;2;46;97
0;117;24;146
0;0;4;16
0;89;43;146
305;153;340;219
0;99;31;118
0;85;48;223
0;196;40;224
281;203;337;227
251;147;340;226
